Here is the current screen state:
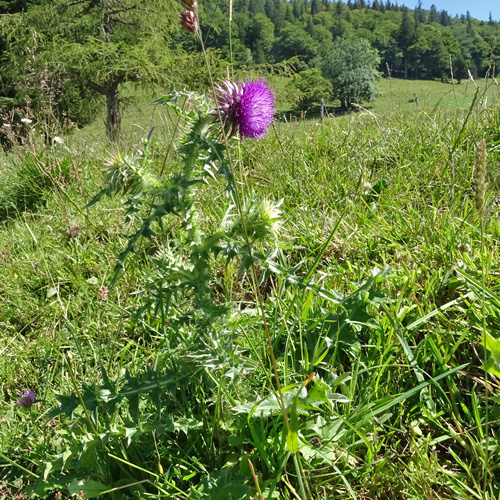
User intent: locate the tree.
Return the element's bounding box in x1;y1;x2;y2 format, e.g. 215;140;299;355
1;0;179;141
273;22;318;68
398;8;415;78
408;24;448;79
246;13;275;63
287;68;333;108
429;4;440;24
319;35;380;108
439;10;451;26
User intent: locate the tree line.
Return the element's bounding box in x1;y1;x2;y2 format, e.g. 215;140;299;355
0;0;498;141
198;0;499;81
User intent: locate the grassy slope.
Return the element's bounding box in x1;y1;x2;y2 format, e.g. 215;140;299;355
1;79;500;499
372;77;500;113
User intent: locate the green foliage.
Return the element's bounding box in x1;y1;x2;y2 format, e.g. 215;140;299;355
273;22;318;69
0;150;73;221
2;71;500;500
319;35;381;108
286;68;333;109
0;0;183;139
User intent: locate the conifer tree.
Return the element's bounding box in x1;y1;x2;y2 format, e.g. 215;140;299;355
1;0;179;141
398;8;415;79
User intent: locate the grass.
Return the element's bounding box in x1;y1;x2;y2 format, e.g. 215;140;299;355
372;77;500;114
1;78;500;500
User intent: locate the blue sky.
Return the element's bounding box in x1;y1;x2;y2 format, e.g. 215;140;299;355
399;1;499;21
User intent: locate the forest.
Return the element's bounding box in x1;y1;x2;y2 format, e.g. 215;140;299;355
1;0;500;139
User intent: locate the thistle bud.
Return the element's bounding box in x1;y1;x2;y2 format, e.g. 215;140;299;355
180;10;199;33
181;0;197;11
475;138;487;216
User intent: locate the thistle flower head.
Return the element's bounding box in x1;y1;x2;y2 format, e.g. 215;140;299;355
213;78;276;139
224;197;282;243
16;390;36;408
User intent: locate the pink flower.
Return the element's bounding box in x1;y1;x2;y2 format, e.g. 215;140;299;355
16;390;36;408
213;78;276;139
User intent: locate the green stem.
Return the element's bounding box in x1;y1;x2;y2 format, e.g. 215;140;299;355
196;27;290;434
480;216;490;498
292;453;307;500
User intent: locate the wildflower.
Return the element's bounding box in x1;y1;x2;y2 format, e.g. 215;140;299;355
213;78;276;139
2;123;10;128
458;242;471;253
180;10;198;32
20;118;33;124
54;492;62;500
53;136;63;145
16;390;36;408
363;182;372;195
98;286;108;301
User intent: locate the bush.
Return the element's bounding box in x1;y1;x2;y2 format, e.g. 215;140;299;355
286;68;333;110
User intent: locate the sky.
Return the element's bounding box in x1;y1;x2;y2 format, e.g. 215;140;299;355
399;1;500;21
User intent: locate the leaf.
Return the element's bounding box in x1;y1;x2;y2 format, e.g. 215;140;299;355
483;357;500;378
47;393;79;418
481;333;500;377
67;479;107;498
287;395;300;453
484;333;500;363
327;393;350;403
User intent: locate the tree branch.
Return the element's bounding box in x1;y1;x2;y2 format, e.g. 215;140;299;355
87;80;107;94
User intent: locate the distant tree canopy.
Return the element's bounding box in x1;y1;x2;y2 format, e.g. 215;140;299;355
203;0;500;80
286;68;333;108
1;0;500;134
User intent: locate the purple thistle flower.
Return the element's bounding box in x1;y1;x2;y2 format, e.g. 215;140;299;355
16;390;36;408
213;78;276;139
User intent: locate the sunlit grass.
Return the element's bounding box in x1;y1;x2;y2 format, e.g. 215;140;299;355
1;82;500;499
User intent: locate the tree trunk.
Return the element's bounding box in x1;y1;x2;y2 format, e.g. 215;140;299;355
105;82;121;142
404;55;408;79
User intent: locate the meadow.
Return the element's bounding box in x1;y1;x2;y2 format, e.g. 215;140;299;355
1;76;500;500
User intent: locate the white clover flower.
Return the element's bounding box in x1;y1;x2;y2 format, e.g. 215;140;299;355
21;118;33;124
363;182;372;195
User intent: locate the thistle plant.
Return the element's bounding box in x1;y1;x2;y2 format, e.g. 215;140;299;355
176;4;312;498
88;86;279;317
84;4;311;498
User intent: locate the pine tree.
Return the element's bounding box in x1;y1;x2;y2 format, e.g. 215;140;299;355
429;4;440;23
1;0;178;140
439;10;451;26
398;7;415;79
